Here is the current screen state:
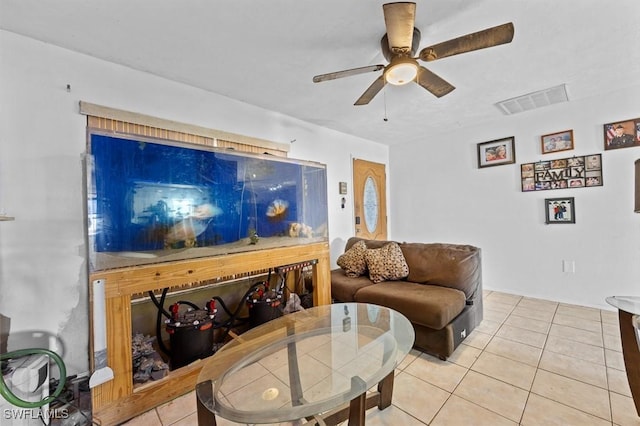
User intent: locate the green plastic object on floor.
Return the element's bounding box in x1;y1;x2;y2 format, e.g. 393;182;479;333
0;348;66;408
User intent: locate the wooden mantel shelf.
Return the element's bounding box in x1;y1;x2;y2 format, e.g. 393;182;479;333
90;242;331;425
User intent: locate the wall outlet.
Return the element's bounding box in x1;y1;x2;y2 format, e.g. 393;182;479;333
460;329;466;339
562;260;576;273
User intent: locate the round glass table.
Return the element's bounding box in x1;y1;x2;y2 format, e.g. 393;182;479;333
606;296;640;416
606;296;640;316
195;302;414;425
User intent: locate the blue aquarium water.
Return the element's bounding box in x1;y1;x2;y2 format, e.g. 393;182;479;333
87;133;328;270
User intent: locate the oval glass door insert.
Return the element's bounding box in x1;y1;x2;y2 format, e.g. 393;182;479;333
363;176;379;233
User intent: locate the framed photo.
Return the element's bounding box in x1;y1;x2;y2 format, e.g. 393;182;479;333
545;197;575;224
541;129;574;154
604;118;640;150
521;153;603;192
477;137;516;168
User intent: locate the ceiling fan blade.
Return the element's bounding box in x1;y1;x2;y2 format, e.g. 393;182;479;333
313;65;385;83
419;22;515;62
416;66;455;98
383;2;416;54
354;75;386;106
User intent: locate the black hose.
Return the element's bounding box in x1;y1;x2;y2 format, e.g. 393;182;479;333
154;288;171;357
176;300;200;311
148;289;172;318
211;296;241;319
213;279;270;342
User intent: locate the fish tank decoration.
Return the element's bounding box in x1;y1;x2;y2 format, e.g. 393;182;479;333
248;229;259;245
86;132;328;271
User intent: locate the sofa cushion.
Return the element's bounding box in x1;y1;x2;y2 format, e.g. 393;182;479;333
401;243;481;299
345;237;390;251
364;242;409;283
336;240;368;277
330;269;377;302
354;282;466;330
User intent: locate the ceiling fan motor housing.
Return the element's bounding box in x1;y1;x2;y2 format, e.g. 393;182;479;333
381;27;421;61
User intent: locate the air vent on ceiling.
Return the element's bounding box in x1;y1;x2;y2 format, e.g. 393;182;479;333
495;84;569;115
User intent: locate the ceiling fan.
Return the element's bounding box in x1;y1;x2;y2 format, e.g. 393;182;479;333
312;2;514;105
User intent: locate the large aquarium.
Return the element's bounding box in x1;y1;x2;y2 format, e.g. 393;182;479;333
87;132;328;271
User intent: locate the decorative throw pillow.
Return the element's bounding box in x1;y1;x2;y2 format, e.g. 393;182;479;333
364;242;409;283
337;240;368;277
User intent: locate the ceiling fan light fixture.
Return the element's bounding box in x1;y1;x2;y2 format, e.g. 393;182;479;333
313;2;515;105
385;57;418;86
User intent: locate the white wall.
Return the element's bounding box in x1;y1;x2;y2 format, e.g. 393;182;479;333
390;85;640;310
0;30;387;374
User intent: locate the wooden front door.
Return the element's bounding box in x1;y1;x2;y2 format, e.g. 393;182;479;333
353;159;387;240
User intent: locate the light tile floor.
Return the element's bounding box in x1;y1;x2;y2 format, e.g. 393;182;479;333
121;291;640;425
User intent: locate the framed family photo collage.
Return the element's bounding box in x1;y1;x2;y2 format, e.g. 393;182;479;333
521;153;602;192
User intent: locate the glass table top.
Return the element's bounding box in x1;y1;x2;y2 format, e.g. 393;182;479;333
606;296;640;316
196;302;414;424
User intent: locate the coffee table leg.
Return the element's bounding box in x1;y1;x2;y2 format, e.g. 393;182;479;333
287;322;305;406
196;380;218;426
377;371;394;410
618;310;640;416
348;381;366;426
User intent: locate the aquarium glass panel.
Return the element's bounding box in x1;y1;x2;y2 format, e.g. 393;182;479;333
87;132;328;271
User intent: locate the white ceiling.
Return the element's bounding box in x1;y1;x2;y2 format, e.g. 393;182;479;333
2;0;639;146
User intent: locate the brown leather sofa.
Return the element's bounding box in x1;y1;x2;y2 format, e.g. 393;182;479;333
331;237;483;360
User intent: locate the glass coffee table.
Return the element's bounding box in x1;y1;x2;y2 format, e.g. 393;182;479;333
606;296;640;416
195;302;414;425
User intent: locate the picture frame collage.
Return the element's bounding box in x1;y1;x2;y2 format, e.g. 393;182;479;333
521;153;603;192
474;116;640;223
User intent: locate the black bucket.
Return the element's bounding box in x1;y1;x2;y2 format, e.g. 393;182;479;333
247;299;282;328
166;309;214;369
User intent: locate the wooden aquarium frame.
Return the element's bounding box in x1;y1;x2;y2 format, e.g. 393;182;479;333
89;242;331;425
82;103;331;424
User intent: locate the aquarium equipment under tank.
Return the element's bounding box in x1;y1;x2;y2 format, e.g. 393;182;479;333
87;132;328;271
